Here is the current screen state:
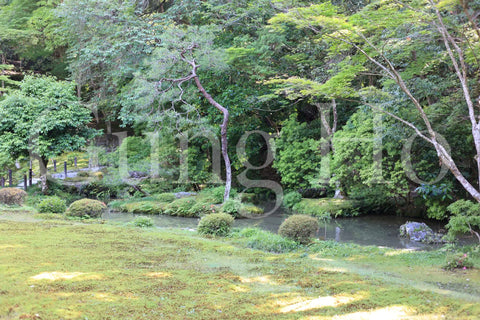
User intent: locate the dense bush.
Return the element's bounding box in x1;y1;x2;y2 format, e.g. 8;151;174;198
66;198;107;218
0;188;27;205
132;216;154;228
164;197;199;217
121;201;168;215
293;198;359;218
446;200;480;243
232;228;299;253
197;213;234;236
443;252;474;270
278;214;319;245
283;191;302;209
79;181;123;201
221;199;241;216
200;186;237;204
37;196;66;214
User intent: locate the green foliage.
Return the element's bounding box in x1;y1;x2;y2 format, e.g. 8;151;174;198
283;191;302;209
197;212;234;237
446;200;480;243
238;203;264;217
200;186;237;204
120;201;168;215
221;199;241;216
153;193;176;203
278;214;319;245
164;197;200;218
231;228;299;253
0;75;99;171
0;188;27;206
37;196;66;214
293;198;358;218
443;252;474;271
80;181;126;202
272;114;322;190
66;198;107;218
132;216;154;228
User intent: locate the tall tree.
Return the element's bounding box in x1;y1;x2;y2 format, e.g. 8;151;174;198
269;0;480;202
0;75;99;192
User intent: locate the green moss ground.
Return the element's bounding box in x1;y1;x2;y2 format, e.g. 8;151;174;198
0;213;479;319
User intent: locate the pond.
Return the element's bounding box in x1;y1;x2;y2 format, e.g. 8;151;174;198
103;206;476;249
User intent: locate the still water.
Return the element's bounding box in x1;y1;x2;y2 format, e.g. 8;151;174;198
103;207;474;249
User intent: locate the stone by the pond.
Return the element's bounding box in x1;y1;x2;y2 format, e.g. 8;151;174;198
399;221;445;243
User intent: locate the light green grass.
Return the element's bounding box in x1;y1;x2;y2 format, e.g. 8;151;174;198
0;217;479;319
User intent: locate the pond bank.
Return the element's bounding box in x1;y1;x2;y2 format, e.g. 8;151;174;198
103;209;476;249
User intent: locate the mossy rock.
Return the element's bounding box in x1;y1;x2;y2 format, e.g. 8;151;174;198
66;198;107;218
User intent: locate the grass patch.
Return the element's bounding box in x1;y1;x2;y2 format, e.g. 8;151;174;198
0;219;479;319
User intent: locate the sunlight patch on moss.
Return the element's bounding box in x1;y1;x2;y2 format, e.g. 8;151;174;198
305;305;414;320
240;275;277;285
145;271;172;278
280;295;357;313
30;271;103;281
0;244;24;249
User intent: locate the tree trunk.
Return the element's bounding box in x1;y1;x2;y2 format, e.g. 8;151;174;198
39;157;49;194
193;76;232;202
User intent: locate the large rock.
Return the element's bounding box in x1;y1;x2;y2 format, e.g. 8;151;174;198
399;221;445;243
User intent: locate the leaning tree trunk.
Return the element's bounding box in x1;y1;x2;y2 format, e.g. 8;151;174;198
193;76;232;202
39;157;49;194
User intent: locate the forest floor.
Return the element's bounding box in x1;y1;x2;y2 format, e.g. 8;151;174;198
0;212;479;320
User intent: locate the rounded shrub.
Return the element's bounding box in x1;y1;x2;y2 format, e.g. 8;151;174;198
198;213;234;236
283;191;302;209
0;188;27;205
278;214;319;245
66;198;107;218
37;196;67;214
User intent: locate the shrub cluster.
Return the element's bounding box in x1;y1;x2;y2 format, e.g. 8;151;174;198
121;201;168;215
0;188;27;205
132;216;154;228
66;198;107;218
278;214;319;245
37;196;66;214
443;252;474;270
233;228;299;253
197;213;234;236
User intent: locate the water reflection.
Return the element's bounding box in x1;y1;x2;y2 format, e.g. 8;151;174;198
103;207;475;249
